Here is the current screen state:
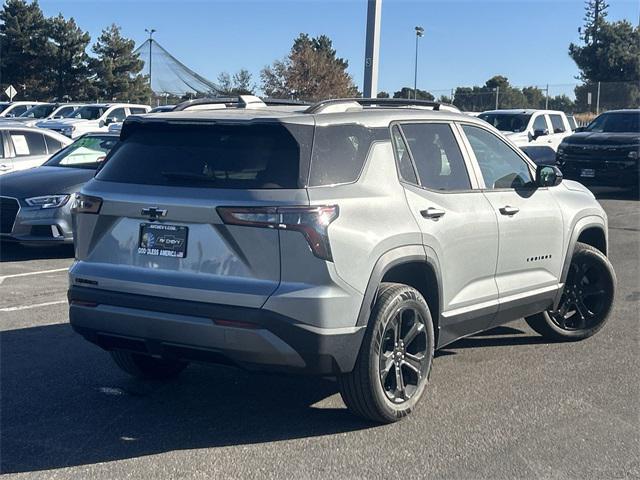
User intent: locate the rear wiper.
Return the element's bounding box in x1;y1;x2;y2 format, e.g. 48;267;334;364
160;171;218;184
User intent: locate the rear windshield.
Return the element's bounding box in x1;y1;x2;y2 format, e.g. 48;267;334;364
97;123;313;189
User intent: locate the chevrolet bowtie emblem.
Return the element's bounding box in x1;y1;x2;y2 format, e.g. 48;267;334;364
141;207;167;220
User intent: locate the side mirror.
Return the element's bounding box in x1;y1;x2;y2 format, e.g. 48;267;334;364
574;126;586;133
536;164;562;187
104;118;114;126
532;128;549;140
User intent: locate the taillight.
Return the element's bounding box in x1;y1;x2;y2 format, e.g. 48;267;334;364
71;194;103;214
217;205;339;261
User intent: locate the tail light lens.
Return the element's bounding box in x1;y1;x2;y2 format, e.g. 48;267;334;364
217;205;339;261
71;194;103;214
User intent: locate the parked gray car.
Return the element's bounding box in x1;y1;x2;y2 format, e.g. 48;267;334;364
68;97;616;423
0;133;118;244
0;125;71;175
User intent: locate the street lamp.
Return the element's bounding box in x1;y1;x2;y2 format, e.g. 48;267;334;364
413;26;424;100
145;28;156;99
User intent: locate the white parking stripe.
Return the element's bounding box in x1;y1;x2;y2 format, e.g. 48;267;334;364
0;300;67;312
0;267;68;285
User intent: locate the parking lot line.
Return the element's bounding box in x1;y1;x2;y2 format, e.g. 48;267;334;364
0;300;67;313
0;267;69;285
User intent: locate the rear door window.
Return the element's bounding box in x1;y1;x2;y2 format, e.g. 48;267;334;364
549;114;566;133
129;107;148;115
391;125;418;185
97;123;312;189
44;135;64;153
399;123;471;191
10;131;47;156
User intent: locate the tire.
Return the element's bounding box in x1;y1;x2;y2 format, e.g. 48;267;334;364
110;350;189;380
338;282;435;423
525;242;616;341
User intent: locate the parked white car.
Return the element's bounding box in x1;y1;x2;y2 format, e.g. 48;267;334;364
15;103;83;126
0;101;45;119
0;125;72;174
478;109;573;151
37;103;150;139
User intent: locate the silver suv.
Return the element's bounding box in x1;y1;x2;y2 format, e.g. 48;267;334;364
69;97;616;423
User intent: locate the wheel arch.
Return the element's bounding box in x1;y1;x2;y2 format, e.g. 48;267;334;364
356;245;443;341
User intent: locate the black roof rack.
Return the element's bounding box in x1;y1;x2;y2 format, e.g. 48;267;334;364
304;97;445;114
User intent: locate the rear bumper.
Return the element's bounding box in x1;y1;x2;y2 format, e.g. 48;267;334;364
68;286;365;375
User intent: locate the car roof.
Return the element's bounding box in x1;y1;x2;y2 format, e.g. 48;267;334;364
129;105;484;129
597;109;640;114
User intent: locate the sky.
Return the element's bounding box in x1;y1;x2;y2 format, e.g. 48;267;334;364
39;0;639;97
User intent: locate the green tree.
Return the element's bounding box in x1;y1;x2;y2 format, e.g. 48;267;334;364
548;94;575;112
0;0;51;99
392;87;434;100
522;86;546;109
90;24;151;102
376;91;390;98
261;33;357;101
217;69;255;96
47;14;92;100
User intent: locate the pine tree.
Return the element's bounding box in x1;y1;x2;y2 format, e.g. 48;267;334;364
261;34;357;101
90;24;151;103
47;14;92;100
0;0;51;99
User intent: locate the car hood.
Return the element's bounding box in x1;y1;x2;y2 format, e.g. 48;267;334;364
37;118;92;128
562;132;640;146
0;166;94;198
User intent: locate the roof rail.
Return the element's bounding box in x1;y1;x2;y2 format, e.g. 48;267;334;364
304;97;445;114
173;96;309;112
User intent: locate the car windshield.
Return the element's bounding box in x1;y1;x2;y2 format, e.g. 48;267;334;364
478;113;532;133
585;112;640;133
19;104;56;119
65;106;106;120
44;135;118;169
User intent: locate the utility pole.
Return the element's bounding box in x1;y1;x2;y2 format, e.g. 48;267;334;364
545;84;549;109
145;28;156;102
414;26;424;99
495;86;500;110
363;0;382;98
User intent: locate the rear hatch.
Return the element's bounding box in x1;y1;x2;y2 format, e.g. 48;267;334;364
71;119;313;308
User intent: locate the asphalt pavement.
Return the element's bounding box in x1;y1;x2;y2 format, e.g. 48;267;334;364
1;189;638;479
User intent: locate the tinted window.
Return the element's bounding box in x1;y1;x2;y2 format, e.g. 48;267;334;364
462;124;532;189
56;106;77;118
308;124;375;186
19;104;55;118
391;125;418;184
68;106;106;120
532;115;548;132
130;107;148;114
108;108;127;122
97;123;312;189
8;105;30;117
44;135;64;153
45;135;118;169
567;116;577;130
400;123;471;191
10;131;47;156
478;113;531;133
585;112;640;133
549;114;565;133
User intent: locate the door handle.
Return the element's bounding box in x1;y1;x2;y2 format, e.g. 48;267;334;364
499;205;520;216
421;207;446;219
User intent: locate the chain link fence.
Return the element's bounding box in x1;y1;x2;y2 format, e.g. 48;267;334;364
427;81;639;119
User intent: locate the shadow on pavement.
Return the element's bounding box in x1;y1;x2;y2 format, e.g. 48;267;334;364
0;323;373;474
591;187;639;201
0;241;74;262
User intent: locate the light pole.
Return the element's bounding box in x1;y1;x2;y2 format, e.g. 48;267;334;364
413;26;424;99
145;28;156;101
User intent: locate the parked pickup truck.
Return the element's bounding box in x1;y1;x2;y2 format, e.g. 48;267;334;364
479;109;574;152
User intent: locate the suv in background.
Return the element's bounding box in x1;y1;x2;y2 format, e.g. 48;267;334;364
14;103;83;127
557;109;640;192
38;103;150;138
479;109;573;151
69;97;616;423
0;101;43;119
